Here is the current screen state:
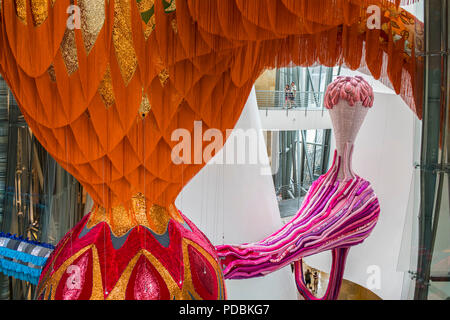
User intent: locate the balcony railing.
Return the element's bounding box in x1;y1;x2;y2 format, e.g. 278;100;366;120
256;90;326;109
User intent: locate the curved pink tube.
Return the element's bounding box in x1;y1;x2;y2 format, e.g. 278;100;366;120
216;151;380;280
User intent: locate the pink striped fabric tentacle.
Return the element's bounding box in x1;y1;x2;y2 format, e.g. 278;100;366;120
215;151;380;284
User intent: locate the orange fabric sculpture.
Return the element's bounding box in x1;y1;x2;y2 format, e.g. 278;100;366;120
0;0;422;300
0;0;423;213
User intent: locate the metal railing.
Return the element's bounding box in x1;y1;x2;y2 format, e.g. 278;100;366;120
256;90;325;109
276;182;312;200
276;183;312;218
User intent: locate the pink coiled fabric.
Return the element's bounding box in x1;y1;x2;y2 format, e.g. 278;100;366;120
216;151;380;280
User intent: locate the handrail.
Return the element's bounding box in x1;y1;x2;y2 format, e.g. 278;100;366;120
255;90;326;110
276;182;313;198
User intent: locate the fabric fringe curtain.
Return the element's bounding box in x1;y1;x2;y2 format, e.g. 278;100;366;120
0;0;424;214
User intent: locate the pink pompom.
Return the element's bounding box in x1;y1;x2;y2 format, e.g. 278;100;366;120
324;76;374;110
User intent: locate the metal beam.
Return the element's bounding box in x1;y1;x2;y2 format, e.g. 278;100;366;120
415;0;447;300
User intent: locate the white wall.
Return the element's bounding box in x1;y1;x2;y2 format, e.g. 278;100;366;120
176;88;298;300
259;108;332;131
304;92;417;300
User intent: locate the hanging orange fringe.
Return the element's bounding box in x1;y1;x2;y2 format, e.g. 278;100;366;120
0;0;424;210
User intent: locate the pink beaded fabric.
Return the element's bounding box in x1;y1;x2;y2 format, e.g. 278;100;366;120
325;76;374;109
216;76;380;300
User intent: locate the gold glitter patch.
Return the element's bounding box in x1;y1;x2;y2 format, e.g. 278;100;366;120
86;205;105;229
111;205;136;236
98;64;115;108
164;0;176;13
87;196;173;237
78;0;105;54
113;0;138;85
158;69;169;87
60;28;79;75
136;0;155;39
107;250;182;300
106;252;141;300
138;91;151;118
90;246;105;300
144;15;156;40
36;231;74;295
147;204;171;235
36;246;105;300
47;64;56;82
136;0;154;12
31;0;48;26
141;250;183;298
132;192;148;225
15;0;27;24
181;239;225;300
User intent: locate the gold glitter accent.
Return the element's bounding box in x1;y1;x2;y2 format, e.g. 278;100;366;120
98;64;115;108
136;0;154;12
144;15;156;40
171;19;178;33
181;239;225;300
113;0;138;85
60;28;79;75
136;0;155;39
131;192;148;226
107;250;182;300
110;205;136;236
147;204;171;235
106;241;224;300
37;218;225;300
86;205;105;229
78;0;105;54
36;246;105;300
164;0;176;13
141;250;183;298
47;64;56;82
106;252;141;300
87;195;173;237
158;69;169;87
31;0;48;26
138;91;151;118
15;0;27;24
36;231;74;295
90;246;105;300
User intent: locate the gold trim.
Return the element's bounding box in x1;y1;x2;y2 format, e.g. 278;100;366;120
31;0;49;26
86;196;177;237
113;0;138;85
98;64;116;108
37;245;104;300
136;0;154;12
158;69;169;87
15;0;27;24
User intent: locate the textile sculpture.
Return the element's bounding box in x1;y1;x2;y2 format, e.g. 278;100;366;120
36;205;225;300
216;76;380;300
0;1;419;300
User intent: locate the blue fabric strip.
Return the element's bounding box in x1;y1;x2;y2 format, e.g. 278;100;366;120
0;232;55;250
0;247;48;267
0;259;41;284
